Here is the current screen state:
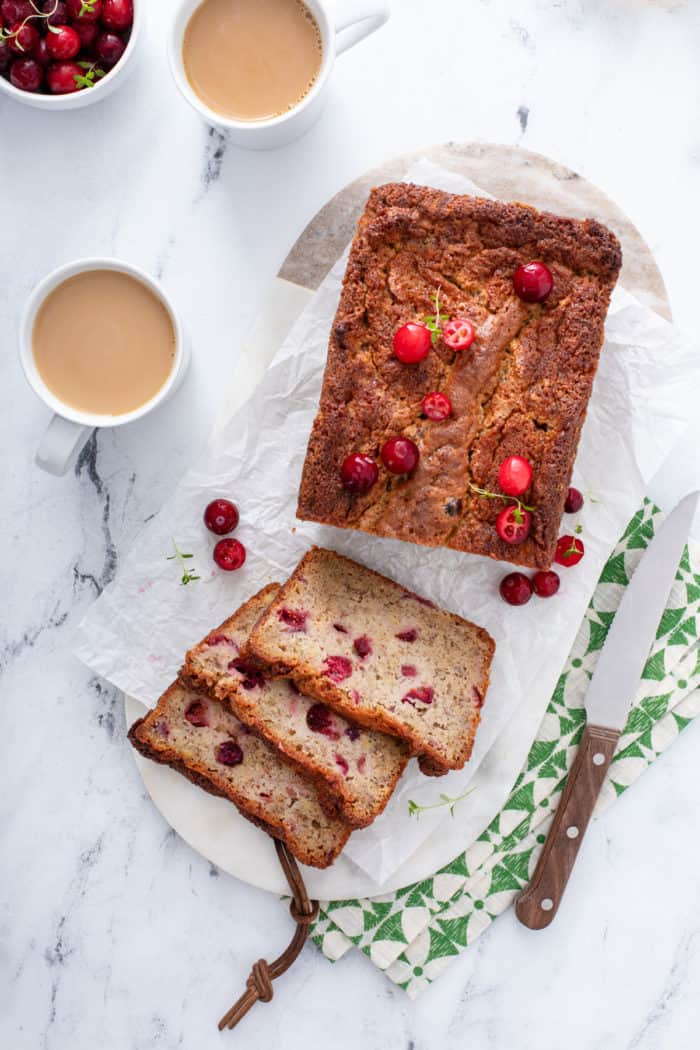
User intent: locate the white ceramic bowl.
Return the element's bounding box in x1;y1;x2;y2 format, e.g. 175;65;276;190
0;0;143;110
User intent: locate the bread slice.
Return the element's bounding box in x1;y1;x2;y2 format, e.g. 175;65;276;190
128;679;351;869
183;585;411;829
246;548;495;774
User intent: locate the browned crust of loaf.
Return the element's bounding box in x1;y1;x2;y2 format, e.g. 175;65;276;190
183;584;410;829
246;547;495;771
128;694;350;869
297;183;623;570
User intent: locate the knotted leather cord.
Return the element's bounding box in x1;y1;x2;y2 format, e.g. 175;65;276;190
218;839;320;1031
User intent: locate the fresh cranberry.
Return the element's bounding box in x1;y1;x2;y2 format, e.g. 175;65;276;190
381;436;419;474
9;54;42;88
66;0;101;19
46;23;80;59
340;453;378;494
344;724;360;741
41;0;68;26
564;487;584;514
32;35;50;63
278;607;307;633
73;19;98;48
353;635;372;659
498;455;533;497
323;656;353;683
101;0;131;31
216;740;243;767
203;498;239;535
401;665;417;677
95;29;124;65
533;570;560;597
443;318;476;351
1;0;32;23
9;21;38;53
513;261;553;303
333;622;348;634
402;686;434;706
499;572;533;606
184;700;209;727
393;322;432;364
213;538;246;571
306;703;339;739
421;391;452;421
555;535;585;567
396;628;417;642
496;505;532;545
228;659;264;690
46;59;82;91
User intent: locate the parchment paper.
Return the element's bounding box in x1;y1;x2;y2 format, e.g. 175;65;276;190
76;161;700;884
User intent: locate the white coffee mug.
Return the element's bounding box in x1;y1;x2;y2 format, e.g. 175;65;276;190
20;259;189;477
168;0;390;149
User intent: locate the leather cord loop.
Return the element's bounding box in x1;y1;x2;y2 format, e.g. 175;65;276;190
218;840;320;1032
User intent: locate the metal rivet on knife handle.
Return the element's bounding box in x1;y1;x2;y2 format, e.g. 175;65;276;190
514;724;619;930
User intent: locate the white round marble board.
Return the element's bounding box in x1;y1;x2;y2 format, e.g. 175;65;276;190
126;143;671;901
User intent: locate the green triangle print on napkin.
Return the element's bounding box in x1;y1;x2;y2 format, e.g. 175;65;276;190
309;499;700;996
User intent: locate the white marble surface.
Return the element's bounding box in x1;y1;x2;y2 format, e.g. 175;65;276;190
2;1;700;1047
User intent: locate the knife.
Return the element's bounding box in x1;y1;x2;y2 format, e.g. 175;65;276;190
515;490;699;930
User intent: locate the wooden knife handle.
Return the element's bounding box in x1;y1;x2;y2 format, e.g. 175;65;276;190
515;723;619;930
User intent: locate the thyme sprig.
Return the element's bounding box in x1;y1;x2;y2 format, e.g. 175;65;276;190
167;539;201;586
468;482;534;521
0;1;61;47
423;288;449;345
408;786;474;819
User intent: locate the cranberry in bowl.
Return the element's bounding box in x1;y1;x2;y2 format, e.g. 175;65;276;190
0;0;141;109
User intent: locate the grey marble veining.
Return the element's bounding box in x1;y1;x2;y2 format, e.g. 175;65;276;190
2;1;700;1047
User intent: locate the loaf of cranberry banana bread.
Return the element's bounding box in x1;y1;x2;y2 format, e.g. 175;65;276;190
246;548;495;774
128;679;351;869
297;183;622;569
183;585;411;829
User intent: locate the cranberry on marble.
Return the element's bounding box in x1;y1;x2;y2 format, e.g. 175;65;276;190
533;570;560;597
555;535;585;567
204;498;239;535
213;538;246;571
499;572;533;606
564;487;584;514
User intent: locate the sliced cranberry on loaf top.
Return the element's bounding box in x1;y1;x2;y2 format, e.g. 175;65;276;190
128;679;351;869
183;585;410;829
245;548;495;774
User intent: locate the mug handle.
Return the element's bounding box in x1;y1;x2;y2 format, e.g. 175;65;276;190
334;0;390;56
36;414;91;476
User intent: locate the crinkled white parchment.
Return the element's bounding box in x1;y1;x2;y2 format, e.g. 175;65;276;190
75;161;700;884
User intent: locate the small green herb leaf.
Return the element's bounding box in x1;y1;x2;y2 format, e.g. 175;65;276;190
408;786;475;819
167;539;201;586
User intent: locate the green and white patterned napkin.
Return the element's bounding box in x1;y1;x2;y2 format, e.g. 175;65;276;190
309;500;700;997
